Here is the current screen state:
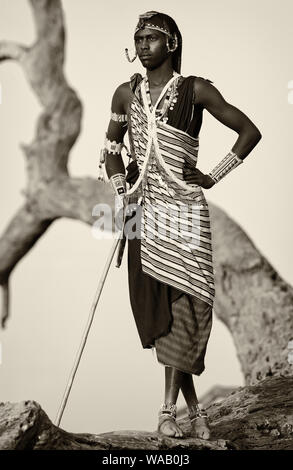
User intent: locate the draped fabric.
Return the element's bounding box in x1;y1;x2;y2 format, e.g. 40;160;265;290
125;73;214;374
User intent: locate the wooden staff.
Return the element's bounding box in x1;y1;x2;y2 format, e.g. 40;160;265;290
54;231;122;427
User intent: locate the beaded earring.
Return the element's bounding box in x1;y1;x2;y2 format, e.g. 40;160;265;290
125;48;137;63
166;34;178;53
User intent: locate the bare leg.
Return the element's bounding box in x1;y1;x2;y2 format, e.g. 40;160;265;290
164;365;182;404
181;372;211;439
180;372;199;408
158;366;184;438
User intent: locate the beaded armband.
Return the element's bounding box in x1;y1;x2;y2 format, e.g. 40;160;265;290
208;150;243;184
111;112;128;123
97;137;123;182
104;137;123;155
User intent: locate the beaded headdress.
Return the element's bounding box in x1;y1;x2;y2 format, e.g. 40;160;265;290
134;11;172;37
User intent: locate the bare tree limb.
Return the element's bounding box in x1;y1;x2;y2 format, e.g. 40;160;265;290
0;400;231;450
0;41;28;62
0;0;115;326
1;280;9;329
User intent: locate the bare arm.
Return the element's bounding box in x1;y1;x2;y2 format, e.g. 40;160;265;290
194;78;262;159
104;82;130;180
184;78;262;189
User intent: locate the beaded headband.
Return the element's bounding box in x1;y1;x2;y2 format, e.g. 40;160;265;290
134;11;172;38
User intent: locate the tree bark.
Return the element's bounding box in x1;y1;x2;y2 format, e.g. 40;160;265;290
206;376;293;450
0;401;229;450
1;376;292;450
209;204;293;385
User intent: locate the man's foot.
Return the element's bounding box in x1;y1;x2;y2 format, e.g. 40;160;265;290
189;404;211;440
157;403;184;438
190;416;211;439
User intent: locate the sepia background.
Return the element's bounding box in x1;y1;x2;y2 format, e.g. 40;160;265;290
0;0;292;434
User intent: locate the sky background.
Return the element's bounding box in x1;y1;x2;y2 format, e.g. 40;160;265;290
0;0;292;434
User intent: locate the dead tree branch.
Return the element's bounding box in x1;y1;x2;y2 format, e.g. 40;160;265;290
0;0;113;327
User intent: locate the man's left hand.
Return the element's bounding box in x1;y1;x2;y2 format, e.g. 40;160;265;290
183;162;215;189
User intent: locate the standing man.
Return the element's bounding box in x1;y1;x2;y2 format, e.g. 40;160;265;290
101;11;261;439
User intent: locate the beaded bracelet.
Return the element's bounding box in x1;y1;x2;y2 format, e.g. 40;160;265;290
158;403;177;419
110;173;126;197
188;403;208;421
208;150;243;184
98;148;108;182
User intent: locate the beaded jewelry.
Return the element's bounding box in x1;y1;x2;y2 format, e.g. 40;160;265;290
135;13;172;37
98;136;126;183
166;34;178;53
189;409;208;422
104;137;123;155
157;403;183;437
98;135;133;184
111;112;128;123
158;403;177;427
110;173;126;197
144;72;180;123
159;402;177;418
208;150;243;184
188;403;210;439
188;403;208;421
125;48;137;63
98;148;107;182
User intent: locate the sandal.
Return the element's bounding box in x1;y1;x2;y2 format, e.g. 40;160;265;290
189;404;211;440
157;403;184;438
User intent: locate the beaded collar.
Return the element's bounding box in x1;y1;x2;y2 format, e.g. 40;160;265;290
144;72;181;123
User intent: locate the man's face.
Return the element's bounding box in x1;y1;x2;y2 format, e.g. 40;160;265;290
134;28;169;70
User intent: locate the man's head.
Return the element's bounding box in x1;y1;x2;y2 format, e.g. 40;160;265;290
133;11;182;73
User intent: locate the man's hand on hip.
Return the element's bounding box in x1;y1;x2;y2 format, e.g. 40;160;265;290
183;162;215;189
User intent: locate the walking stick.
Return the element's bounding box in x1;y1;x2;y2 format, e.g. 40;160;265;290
54;229;122;427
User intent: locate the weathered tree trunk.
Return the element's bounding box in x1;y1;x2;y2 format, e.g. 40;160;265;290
206;376;293;450
1;376;292;450
209;204;293;385
0;401;229;450
0;0;114;327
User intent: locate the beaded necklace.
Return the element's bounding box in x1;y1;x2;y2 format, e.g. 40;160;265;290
144;72;180;123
